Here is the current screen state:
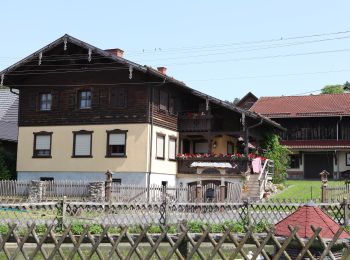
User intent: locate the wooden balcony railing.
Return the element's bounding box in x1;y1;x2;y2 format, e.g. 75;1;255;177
177;157;249;174
178;115;213;132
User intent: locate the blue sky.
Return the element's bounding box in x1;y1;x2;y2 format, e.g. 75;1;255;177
1;1;350;101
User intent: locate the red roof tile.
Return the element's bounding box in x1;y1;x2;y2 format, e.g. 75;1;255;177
250;93;350;118
274;204;350;239
281;140;350;149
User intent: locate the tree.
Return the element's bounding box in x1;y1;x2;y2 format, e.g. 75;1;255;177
321;85;345;94
261;134;291;184
0;149;11;180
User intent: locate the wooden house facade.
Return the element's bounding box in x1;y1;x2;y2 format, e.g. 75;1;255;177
0;34;282;188
251;94;350;179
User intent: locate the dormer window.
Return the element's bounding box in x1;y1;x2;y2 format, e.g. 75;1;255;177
40;93;52;111
78;90;91;109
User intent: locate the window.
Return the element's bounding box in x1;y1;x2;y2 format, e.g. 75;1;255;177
156;134;165;159
290;154;301;169
73;131;93;157
168;137;177;161
33;132;52;158
78;90;92;109
106;130;127;157
40;177;54;181
227;142;234;154
194;141;208;154
111;88;127;108
169;97;175;114
40;93;52;111
159;90;168;111
112;178;121;184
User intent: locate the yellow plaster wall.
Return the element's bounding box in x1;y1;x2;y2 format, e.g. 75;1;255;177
212;135;237;154
17;124;150;172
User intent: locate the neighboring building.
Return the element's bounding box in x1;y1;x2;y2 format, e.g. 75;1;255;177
251;93;350;179
0;34;282;187
0;89;18;153
236;92;258;110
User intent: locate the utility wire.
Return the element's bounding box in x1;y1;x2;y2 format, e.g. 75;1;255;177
125;29;350;55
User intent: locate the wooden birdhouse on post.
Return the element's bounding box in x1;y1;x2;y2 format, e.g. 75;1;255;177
320;170;330;203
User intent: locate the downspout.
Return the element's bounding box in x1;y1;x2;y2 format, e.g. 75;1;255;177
336;116;343;180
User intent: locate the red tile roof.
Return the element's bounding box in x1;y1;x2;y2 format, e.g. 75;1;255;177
250;93;350;118
274;203;350;239
281;140;350;149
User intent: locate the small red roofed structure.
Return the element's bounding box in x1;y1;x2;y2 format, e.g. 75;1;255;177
275;201;350;239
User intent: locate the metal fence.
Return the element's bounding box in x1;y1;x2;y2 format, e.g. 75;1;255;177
0;223;348;259
0;199;348;228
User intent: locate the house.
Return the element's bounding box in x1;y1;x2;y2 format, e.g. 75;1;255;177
0;89;18;178
250;93;350;179
0;34;283;189
236;92;258;110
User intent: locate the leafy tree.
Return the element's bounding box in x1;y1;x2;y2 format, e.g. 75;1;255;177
0;142;16;180
321;85;345;94
233;98;241;105
0;147;11;180
261;134;291;184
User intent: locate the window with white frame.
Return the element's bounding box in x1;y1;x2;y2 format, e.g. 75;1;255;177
33;132;52;157
40;93;52;111
73;131;93;157
168;137;177;161
107;130;127;157
156;134;165;159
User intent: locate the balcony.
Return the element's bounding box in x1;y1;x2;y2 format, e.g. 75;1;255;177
178;113;214;132
177;156;249;175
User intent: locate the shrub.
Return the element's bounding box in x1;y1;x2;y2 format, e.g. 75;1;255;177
71;223;84;235
35;224;47;234
148;224;161;233
0;224;9;234
89;224;103;234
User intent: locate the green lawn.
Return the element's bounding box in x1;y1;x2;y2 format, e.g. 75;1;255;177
271;180;346;201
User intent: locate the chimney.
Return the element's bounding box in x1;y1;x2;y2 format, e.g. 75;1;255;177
157;67;167;74
105;48;124;58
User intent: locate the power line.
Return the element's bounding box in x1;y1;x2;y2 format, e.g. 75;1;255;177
3;47;350;76
125;29;350;55
167;48;350;66
138;35;350;62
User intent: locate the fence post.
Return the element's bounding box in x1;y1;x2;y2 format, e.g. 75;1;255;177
159;182;167;226
105;170;112;202
62;196;67;227
246;198;252;227
57;196;67;230
220;184;226;203
320;170;329;203
196;181;202;203
344;198;349;226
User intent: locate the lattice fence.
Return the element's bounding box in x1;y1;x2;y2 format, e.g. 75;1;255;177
0;223;348;259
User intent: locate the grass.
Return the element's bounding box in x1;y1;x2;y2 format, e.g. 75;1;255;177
271;180;346;200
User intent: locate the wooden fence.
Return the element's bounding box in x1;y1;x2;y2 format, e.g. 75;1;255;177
0;223;348;259
0;180;243;203
323;182;350;202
